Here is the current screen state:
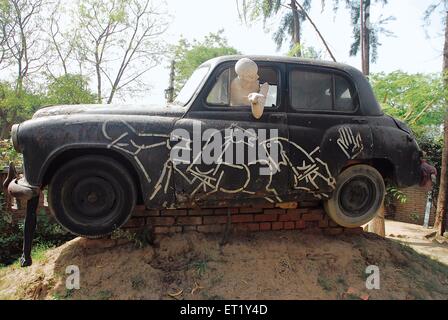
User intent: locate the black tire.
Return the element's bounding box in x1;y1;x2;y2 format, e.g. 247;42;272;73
48;155;136;238
324;164;385;228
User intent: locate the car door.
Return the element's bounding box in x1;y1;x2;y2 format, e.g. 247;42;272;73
172;60;290;207
286;64;373;199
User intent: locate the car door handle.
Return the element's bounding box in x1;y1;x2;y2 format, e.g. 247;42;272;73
269;114;285;122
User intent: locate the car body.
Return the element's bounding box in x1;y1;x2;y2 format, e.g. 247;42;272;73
7;55;423;236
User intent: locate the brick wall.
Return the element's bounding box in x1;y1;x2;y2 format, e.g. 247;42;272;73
391;186;436;226
124;203;363;236
1;170;362;236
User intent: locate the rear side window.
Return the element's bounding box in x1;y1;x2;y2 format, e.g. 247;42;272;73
289;69;356;112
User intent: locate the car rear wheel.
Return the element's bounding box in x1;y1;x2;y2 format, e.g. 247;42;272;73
48;155;136;238
324;164;385;228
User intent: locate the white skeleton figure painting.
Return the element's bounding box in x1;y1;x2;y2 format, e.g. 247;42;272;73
102;121;337;204
337;127;364;160
260;138;336;200
102;120;171;184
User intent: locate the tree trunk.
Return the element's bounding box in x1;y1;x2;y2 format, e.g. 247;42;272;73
434;10;448;237
291;0;301;56
0;122;12;139
361;0;370;76
96;63;102;104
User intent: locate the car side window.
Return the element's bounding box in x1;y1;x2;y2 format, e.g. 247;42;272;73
206;66;279;108
334;75;355;112
289;69;356;112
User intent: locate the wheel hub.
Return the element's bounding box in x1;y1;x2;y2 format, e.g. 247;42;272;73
71;177;116;218
339;176;376;217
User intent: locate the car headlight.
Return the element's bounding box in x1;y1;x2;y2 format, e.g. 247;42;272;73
11;124;22;152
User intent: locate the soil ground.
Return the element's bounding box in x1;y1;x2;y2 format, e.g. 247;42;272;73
0;220;447;300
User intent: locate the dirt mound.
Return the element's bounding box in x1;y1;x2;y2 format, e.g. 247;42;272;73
1;230;447;300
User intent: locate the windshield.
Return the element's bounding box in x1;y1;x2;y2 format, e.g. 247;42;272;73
174;66;209;106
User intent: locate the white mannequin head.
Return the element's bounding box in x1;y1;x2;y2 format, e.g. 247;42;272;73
235;58;259;84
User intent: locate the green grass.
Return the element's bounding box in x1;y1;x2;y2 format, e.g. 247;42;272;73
191;259;209;278
131;275;146;291
12;243;54;268
97;290;113;300
317;276;333;291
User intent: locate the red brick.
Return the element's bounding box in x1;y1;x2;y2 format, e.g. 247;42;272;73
318;217;329;228
213;208;239;215
203;215;228;225
329;220;339;227
251;203;275;209
176;216;202;225
123;218;145;228
263;208;286;215
188;208;214;216
295;220;306;229
260;222;271;231
254;213;278;222
133;208;160;217
231;214;254;223
235;223;260;232
284;221;295;230
302;211;324;222
154;226;182;234
239;207;263;214
197;225;225;233
272;222;284;230
246;223;260;232
182;226;198;232
148;217;175;226
161;209;188;216
279;212;302;222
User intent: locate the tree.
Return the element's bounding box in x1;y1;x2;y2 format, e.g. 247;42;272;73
172;30;239;94
0;82;45;138
75;0;168;104
45;1;78;78
425;1;448;237
330;0;394;75
46;74;96;105
0;0;48;91
371;72;445;139
236;0;311;54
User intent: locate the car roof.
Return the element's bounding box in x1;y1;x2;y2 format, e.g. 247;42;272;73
203;55;363;77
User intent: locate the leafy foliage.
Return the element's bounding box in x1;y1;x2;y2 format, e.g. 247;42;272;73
329;0;394;63
46;74;97;105
287;43;321;59
173;30;239;93
0;83;47;137
0;139;22;169
371;72;446;140
385;186;407;208
237;0;312;50
0;200;73;266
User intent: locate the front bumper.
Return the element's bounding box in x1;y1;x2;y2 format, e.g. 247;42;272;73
3;163;40;201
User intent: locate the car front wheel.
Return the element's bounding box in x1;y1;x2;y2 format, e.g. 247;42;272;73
324;164;385;228
48;155;137;238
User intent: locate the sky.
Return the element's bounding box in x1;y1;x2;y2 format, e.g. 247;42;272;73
2;0;445;105
139;0;445;105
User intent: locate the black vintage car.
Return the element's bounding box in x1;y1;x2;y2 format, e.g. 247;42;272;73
6;55;423;242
